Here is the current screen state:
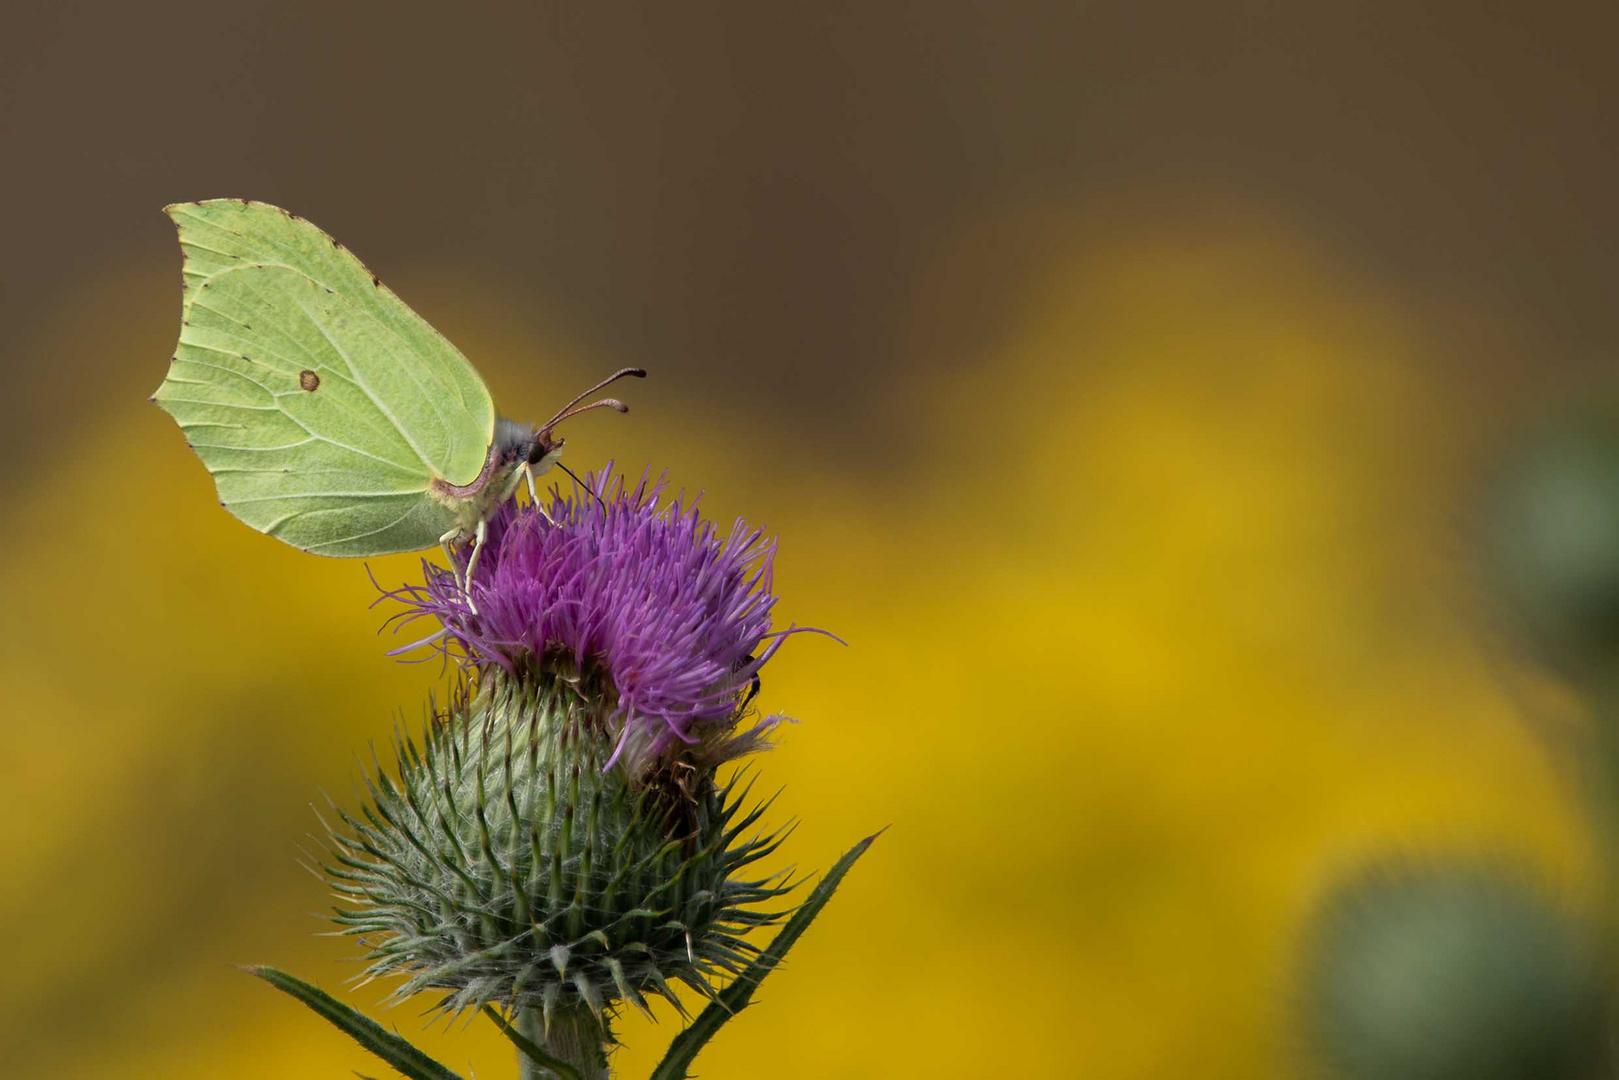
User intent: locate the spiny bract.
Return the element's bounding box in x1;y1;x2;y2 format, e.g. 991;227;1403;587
325;671;795;1029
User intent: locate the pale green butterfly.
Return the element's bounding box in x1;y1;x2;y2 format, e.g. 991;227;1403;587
151;199;643;591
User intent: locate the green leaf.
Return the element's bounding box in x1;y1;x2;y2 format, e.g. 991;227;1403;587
245;966;462;1080
649;831;881;1080
480;1005;582;1080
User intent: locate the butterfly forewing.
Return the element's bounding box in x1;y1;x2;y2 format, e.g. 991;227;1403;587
164;200;495;484
153;201;498;556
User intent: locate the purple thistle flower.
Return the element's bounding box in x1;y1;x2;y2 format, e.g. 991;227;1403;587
382;464;823;774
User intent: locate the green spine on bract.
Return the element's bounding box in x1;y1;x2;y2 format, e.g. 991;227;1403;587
322;667;796;1034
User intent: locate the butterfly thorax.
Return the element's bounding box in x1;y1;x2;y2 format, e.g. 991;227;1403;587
429;418;563;531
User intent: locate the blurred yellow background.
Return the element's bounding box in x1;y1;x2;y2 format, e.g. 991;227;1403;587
4;4;1617;1077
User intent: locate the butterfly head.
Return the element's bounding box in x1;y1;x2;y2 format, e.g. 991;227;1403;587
493;418;561;470
488;368;646;503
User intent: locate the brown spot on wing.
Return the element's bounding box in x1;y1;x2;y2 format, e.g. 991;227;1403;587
299;369;321;392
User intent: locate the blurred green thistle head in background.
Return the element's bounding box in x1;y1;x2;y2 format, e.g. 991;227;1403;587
1299;859;1611;1080
1485;408;1619;687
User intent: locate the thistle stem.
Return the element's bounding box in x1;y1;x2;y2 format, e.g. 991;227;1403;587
517;1006;609;1080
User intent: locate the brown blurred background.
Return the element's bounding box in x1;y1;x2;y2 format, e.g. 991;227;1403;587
4;2;1619;1077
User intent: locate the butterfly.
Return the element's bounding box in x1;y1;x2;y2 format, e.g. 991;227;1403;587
151;199;642;590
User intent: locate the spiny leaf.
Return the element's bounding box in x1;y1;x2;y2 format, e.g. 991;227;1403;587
648;831;881;1080
480;1005;582;1080
245;966;462;1080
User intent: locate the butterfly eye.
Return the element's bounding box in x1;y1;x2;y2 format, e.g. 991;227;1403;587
528;436;559;465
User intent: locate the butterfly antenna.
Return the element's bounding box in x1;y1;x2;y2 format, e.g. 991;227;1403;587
556;461;607;510
540;367;646;432
543;398;633;435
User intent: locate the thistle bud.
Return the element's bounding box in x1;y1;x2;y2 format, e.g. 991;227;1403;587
328;468;813;1069
1484;410;1619;683
1300;861;1611;1080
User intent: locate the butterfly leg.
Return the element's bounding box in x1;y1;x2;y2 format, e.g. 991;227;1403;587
438;527;461;575
438;526;479;613
521;463;556;525
463;516;490;604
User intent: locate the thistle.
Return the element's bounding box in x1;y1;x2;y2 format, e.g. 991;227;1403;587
1299;860;1611;1080
388;465;804;777
1484;409;1619;685
252;466;874;1079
